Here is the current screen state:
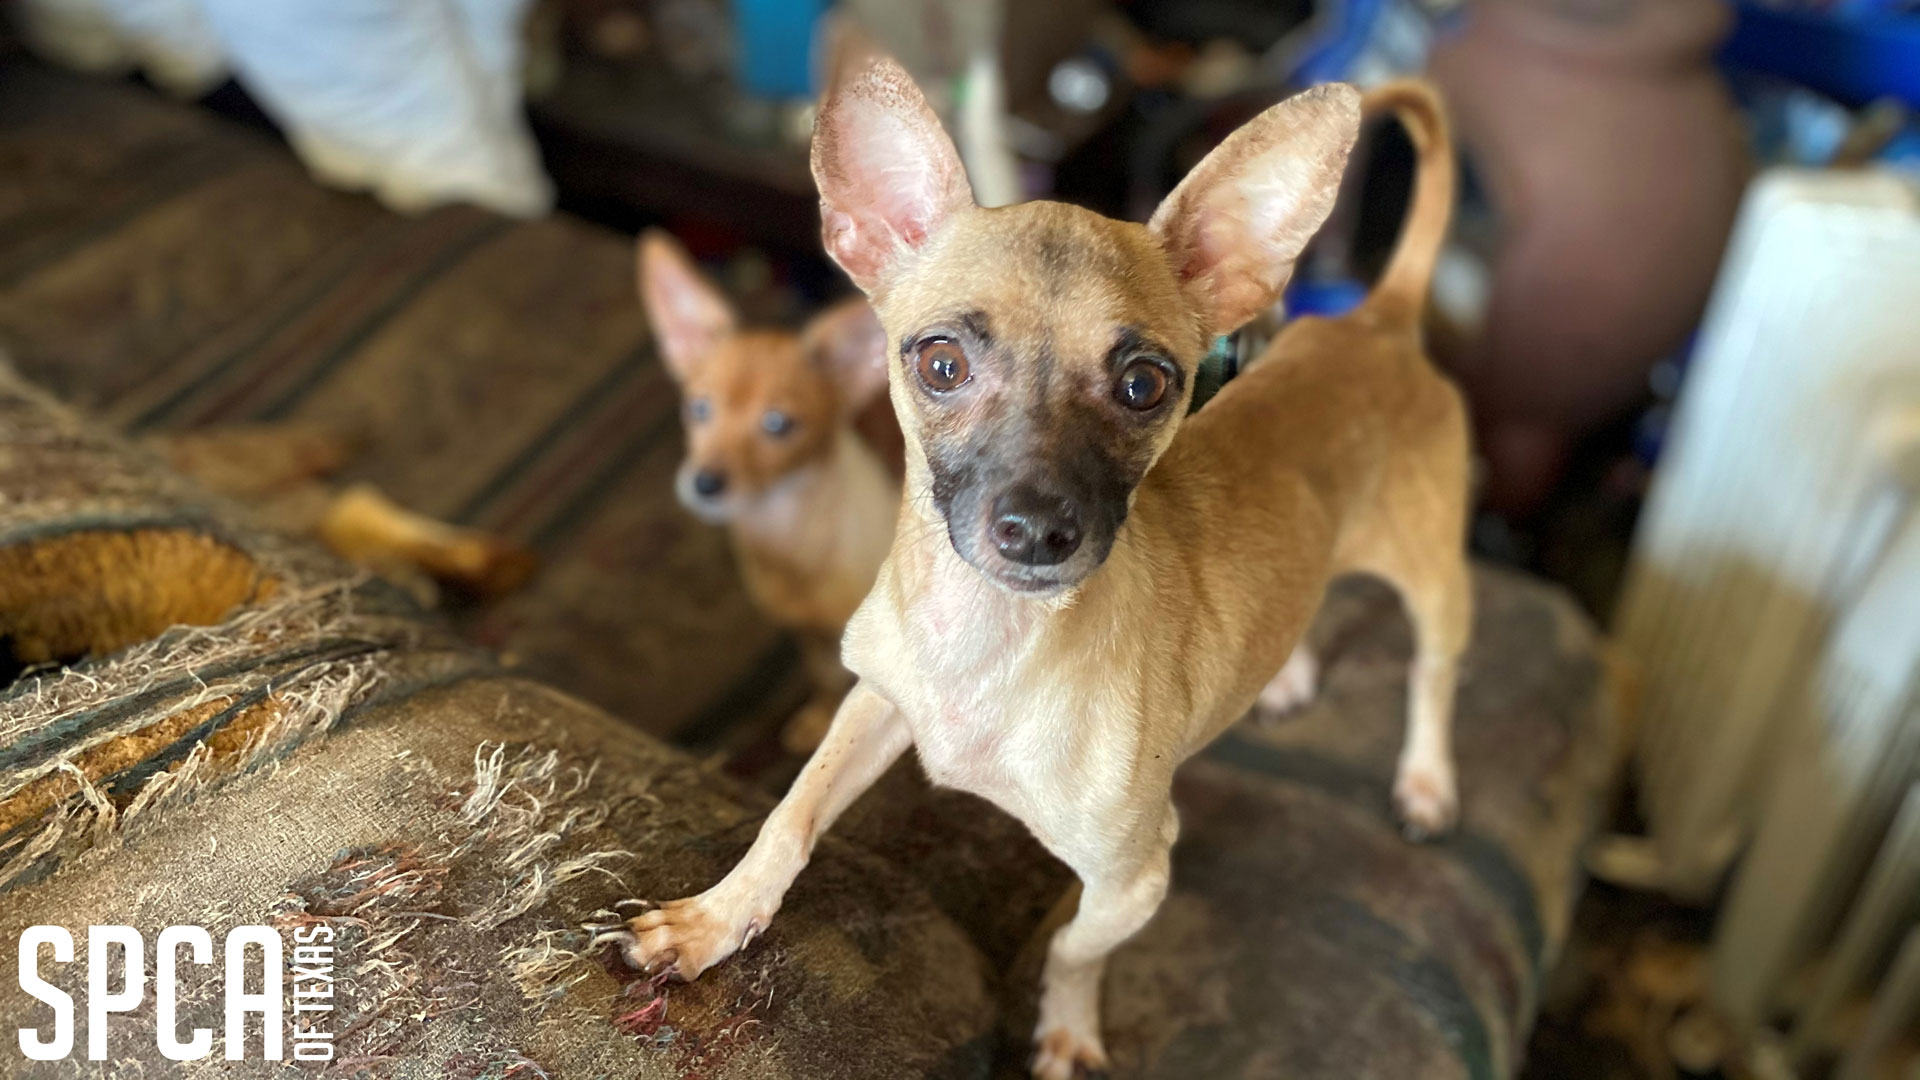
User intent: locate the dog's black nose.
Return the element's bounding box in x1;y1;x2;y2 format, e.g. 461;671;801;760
990;486;1082;566
692;468;727;498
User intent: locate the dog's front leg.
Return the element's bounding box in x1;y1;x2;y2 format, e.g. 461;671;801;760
1032;804;1178;1080
607;681;908;979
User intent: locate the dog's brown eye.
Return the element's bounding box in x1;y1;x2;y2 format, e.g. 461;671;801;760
1116;361;1169;411
915;340;970;393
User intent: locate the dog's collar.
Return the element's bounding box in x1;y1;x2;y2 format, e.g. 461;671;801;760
1188;336;1236;414
1190;331;1260;414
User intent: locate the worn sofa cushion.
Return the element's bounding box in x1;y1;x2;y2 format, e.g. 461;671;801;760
0;365;996;1078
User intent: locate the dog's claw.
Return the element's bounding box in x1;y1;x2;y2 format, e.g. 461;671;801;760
588;927;634;951
604;894;767;982
644;948;679;976
587;899;661;951
588;899;651;928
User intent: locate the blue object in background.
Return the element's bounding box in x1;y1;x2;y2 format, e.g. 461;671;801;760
1722;2;1920;109
1285;279;1369;319
1291;0;1388;86
1286;0;1462;88
733;0;830;99
1883;124;1920;167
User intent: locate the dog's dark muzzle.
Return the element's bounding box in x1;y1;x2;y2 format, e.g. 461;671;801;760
927;413;1142;593
937;471;1126;593
989;484;1083;566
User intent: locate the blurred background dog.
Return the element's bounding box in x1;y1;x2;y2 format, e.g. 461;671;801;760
640;229;899;751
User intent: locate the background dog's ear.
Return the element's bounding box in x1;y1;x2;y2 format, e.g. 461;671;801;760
638;228;737;382
1149;84;1361;335
811;22;974;294
804;297;890;411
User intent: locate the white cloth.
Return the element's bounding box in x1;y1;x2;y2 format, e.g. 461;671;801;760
15;0;553;218
16;0;225;96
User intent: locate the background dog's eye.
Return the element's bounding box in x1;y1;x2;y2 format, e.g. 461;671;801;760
688;397;711;423
762;410;794;437
915;340;970;393
1116;361;1169;411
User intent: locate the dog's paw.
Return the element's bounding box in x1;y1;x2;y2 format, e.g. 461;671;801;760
590;894;765;981
1256;646;1319;715
1032;1027;1111;1080
1392;760;1459;841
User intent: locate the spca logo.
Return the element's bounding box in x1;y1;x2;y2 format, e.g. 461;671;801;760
16;924;336;1062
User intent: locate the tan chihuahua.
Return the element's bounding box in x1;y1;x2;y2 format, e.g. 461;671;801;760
605;32;1469;1077
638;230;900;751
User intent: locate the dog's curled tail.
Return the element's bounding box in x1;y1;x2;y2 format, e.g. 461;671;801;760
1361;79;1454;324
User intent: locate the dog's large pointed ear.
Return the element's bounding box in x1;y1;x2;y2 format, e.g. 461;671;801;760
811;23;974;295
803;297;890;411
1149;84;1361;334
638;228;737;382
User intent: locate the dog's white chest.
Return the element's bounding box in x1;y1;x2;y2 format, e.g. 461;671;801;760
847;569;1138;854
898;596;1037;788
906;670;1146;864
909;680;1079;843
911;681;1023;788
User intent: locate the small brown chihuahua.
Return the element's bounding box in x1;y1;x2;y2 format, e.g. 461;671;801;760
638;230;900;751
605;29;1471;1077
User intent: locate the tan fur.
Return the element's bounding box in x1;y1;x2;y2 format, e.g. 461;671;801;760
154;424;536;598
0;529;274;667
318;484;536;596
0;525;312;851
637;230;899;751
608;42;1471;1078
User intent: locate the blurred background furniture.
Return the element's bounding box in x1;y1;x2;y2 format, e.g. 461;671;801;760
1425;0;1749;516
1606;168;1920;1078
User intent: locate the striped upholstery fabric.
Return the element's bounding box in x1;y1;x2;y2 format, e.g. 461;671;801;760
0;61;805;751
